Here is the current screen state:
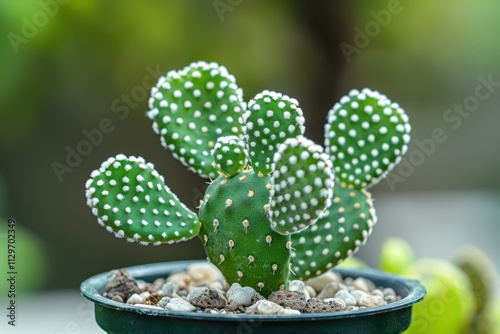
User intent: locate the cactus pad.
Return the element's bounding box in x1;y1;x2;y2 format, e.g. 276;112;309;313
198;171;291;296
242;90;305;175
212;136;248;177
147;61;245;179
85;155;200;245
270;136;334;235
290;182;376;280
325;88;411;189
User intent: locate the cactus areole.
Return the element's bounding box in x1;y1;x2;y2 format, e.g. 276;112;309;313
85;61;411;297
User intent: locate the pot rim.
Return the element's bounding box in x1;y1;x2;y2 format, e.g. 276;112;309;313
80;260;425;322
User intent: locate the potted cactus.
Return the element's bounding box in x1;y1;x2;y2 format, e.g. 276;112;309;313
81;61;424;333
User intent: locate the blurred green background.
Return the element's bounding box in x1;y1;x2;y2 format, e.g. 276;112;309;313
1;0;499;291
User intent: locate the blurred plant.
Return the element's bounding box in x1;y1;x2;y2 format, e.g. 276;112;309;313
0;174;48;292
85;61;411;296
380;237;500;333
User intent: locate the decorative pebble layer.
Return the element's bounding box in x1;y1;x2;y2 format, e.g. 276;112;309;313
103;263;401;315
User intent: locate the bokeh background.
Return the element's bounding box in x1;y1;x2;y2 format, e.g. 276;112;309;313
1;0;499;305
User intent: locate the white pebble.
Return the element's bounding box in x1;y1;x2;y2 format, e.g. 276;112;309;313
166;298;197;312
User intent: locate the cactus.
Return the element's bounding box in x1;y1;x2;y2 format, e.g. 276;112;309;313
85;61;411;296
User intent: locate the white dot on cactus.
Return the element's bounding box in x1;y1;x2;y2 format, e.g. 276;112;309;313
379;126;388;135
396;124;405;132
154;91;164;100
403;134;411;144
383;107;393;116
136;185;144;192
361;121;370;130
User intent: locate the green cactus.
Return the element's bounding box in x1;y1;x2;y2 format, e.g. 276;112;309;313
454;246;498;333
85;61;411;296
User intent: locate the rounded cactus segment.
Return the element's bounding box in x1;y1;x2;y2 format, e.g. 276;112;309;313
270;136;334;235
242;90;305;175
85;155;200;245
147;61;245;179
325;88;411;189
290;182;376;280
198;171;291;296
212;136;248;177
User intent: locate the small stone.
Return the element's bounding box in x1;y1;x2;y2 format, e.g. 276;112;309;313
334;290;357;307
324;298;347;309
111;295;123;303
166;298;197;312
166;272;191;290
317;281;345;299
278;308;302;315
139;282;157;293
186;287;208;302
289;280;311;300
226;283;242;300
188;263;223;285
268;290;307;311
145;292;162;305
371;289;384;298
358;295;386;307
104;269;140;301
350;290;368;303
383;287;396;297
139;291;151;299
302;299;346;313
305;272;341;293
190;289;227;309
227;287;257;311
245;300;284;315
126;293;144;305
159;282;177;297
305;285;317;299
136;280;147;290
351;277;375;292
157;296;171;309
153;278;166;288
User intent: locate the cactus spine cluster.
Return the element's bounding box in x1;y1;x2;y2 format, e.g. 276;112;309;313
85;61;411;296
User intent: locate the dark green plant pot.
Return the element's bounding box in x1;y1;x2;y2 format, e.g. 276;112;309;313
80;260;425;334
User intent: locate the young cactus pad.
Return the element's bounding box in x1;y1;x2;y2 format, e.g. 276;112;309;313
85;61;411;296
